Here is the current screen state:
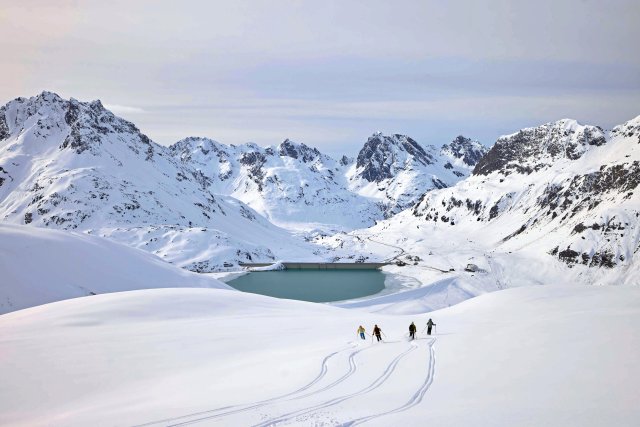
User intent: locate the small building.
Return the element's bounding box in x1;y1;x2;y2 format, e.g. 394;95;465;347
465;263;479;272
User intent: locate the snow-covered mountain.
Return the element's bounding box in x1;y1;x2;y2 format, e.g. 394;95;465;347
356;117;640;285
473;119;607;176
441;118;638;271
2;91;637;284
169;137;383;231
2;94;638;427
346;132;487;216
0;92;321;271
169;133;487;228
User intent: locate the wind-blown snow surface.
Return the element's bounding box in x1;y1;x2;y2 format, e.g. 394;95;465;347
1;286;638;426
0;224;228;313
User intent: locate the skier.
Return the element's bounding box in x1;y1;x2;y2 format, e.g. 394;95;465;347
425;318;436;335
357;325;367;340
409;322;417;340
373;324;383;342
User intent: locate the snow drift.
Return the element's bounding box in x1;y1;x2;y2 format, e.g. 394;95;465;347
0;224;228;313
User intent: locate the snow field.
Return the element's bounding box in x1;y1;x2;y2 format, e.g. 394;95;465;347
0;224;229;313
1;285;638;426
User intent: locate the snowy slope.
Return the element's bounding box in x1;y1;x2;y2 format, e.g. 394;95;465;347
170;137;383;231
0;285;638;426
0;92;322;270
347;133;487;216
317;116;640;313
0;223;228;314
407;117;640;274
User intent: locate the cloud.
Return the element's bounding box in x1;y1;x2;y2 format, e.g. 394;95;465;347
104;104;146;114
0;0;638;157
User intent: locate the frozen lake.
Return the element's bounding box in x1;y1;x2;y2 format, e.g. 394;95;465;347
227;269;386;302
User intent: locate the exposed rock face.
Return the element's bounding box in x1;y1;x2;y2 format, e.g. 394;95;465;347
474;120;606;176
278;139;321;162
0;106;9;141
339;155;352;166
441;135;488;167
355;133;434;183
348;133;487;216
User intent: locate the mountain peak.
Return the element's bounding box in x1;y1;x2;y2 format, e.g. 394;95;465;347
441;135;487;167
35;90;64;104
277;139;321;162
611;114;640;140
0;92;156;159
355;133;434;183
474;119;606;176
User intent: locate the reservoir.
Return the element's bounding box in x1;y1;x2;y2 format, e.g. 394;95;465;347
227;269;386;303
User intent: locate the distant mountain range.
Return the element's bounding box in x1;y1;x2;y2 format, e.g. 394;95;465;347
1;91;638;278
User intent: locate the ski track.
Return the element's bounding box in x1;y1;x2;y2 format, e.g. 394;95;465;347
486;255;507;290
134;336;437;427
250;341;419;427
342;338;437;426
133;344;360;427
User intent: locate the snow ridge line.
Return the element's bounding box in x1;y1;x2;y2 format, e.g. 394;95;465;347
342;337;437;426
133;344;357;427
251;342;419;427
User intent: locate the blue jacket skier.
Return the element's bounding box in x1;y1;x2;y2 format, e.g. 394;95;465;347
357;325;366;340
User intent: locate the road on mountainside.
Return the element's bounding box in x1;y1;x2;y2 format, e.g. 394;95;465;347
365;236;452;273
135;337;437;427
365;236;405;262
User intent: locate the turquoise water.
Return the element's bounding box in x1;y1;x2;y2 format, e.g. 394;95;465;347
227;269;385;303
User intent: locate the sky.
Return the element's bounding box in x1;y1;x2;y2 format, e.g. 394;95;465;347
1;0;639;157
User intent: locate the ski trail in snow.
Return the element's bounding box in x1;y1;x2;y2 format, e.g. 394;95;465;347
486;255;507;290
342;338;437;426
250;342;418;427
134;344;361;427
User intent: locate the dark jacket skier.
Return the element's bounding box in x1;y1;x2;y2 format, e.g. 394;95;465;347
409;322;417;340
426;318;436;335
373;324;382;342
